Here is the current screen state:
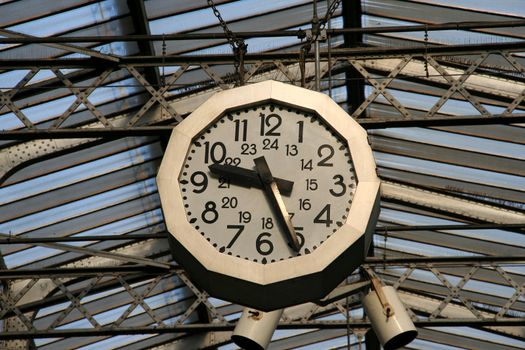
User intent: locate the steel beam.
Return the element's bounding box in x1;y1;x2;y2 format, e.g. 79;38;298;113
0;20;524;43
0;233;172;270
2;318;525;339
0;112;524;141
0;28;119;62
359;113;525;128
1;255;524;278
382;181;525;224
0;127;173;140
0;266;176;279
0;233;167;244
377;223;525;232
126;0;161;88
342;0;365;114
2;41;525;69
364;255;525;265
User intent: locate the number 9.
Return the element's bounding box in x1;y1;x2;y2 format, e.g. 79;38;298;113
190;171;208;193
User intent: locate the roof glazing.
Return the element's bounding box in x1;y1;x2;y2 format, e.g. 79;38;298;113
0;0;524;349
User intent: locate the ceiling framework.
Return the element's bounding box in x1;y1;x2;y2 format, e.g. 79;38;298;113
2;258;525;332
0;42;524;350
1;42;525;137
1;1;525;349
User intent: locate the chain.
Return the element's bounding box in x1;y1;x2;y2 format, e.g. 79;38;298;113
424;24;430;78
309;0;342;43
319;0;342;34
207;0;248;85
300;0;342;85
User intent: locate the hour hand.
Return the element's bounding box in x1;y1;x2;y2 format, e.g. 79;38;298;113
208;163;294;196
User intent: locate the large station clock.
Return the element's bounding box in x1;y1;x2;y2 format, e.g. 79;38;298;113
157;80;380;311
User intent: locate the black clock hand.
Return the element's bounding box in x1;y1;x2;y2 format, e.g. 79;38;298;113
208;163;294;196
253;156;301;252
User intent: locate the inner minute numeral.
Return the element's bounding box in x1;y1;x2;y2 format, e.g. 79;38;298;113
306;179;318;191
285;144;298;156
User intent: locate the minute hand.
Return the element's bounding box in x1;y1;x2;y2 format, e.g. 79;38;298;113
208;163;294;196
253;156;301;252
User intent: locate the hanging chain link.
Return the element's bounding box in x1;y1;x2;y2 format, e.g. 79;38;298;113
308;0;342;43
300;0;342;84
207;0;248;86
318;0;342;37
424;24;430;78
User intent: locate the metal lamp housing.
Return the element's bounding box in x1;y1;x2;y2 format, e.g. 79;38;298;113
157;80;380;311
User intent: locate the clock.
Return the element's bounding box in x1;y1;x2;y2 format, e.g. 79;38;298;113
157;80;380;311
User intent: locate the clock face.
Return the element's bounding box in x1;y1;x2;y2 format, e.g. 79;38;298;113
178;102;357;264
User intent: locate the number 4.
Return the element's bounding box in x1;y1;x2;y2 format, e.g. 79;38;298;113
313;204;333;227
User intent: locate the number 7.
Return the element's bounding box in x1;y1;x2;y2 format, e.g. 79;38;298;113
226;225;245;248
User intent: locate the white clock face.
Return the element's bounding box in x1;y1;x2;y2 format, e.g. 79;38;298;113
179;102;357;264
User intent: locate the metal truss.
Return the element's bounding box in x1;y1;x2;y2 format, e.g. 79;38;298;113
0;42;525;142
1;257;525;343
1;34;525;348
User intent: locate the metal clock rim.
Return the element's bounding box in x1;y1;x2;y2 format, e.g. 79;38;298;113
157;80;380;304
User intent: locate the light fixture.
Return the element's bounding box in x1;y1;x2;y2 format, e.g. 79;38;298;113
232;308;283;350
361;276;418;350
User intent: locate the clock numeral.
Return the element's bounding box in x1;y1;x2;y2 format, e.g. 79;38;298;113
329;175;347;197
292;227;305;250
261;217;274;229
296;121;304;143
224;157;241;166
226;224;245;248
221;196;238;209
238;211;252;223
190;171;208;193
300;159;313;171
218;177;230;188
285;144;298;156
313;204;333;227
317;144;334;167
306;179;318;191
204;141;227;164
262;138;279;150
256;232;274;256
201;201;219;224
299;198;311;211
259;113;282;136
234;119;248;142
241;143;257;155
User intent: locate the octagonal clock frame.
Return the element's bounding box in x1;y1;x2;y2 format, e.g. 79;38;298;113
157;80;380;311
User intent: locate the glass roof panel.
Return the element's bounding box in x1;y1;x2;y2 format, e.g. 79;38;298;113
362;14;518;44
0;1;524;349
370;128;525;159
149;0;309;34
7;1;125;37
411;0;525;18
